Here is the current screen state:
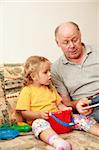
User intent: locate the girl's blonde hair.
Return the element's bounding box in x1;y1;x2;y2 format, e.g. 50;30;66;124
23;56;50;86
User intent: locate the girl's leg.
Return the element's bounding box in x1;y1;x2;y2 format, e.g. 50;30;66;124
74;114;99;136
32;119;72;150
40;127;72;150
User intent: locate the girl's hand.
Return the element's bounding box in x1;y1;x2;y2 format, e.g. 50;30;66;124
38;111;49;120
76;98;93;115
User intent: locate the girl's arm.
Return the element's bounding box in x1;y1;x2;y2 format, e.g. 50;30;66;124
20;110;49;120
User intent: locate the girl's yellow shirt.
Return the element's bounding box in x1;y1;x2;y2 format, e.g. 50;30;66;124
16;85;62;113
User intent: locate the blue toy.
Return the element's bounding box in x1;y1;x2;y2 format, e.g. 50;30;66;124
0;128;20;140
0;122;32;140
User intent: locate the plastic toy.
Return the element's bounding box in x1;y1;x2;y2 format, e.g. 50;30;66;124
0;122;32;140
11;123;31;132
0;128;20;140
48;110;75;134
83;96;99;110
0;122;31;132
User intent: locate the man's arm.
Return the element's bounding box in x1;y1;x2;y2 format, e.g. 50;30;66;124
58;102;72;111
61;94;78;109
61;95;93;115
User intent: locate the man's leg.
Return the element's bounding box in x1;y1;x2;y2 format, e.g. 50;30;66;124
89;107;99;123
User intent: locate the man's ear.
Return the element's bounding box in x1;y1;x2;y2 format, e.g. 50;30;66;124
55;39;59;46
56;39;58;45
56;39;61;47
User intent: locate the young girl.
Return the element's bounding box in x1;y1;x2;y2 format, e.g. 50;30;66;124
16;56;99;150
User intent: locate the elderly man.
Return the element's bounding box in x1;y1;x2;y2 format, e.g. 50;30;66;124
51;21;99;122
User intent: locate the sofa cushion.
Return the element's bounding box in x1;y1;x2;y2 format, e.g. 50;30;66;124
0;64;10;125
0;64;24;126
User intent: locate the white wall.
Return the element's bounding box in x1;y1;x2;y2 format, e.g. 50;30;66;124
0;0;98;63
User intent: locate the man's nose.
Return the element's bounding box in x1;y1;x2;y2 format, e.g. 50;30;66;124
69;41;74;47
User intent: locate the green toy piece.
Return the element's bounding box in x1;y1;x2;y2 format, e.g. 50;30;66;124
11;123;31;132
0;123;32;132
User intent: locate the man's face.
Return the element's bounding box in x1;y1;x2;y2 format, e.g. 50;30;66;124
56;24;83;60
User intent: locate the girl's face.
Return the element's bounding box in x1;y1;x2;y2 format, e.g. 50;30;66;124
33;61;51;86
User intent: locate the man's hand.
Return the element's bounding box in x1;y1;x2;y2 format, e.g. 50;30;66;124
76;98;93;115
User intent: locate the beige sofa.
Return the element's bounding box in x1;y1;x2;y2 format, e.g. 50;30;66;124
0;64;99;150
